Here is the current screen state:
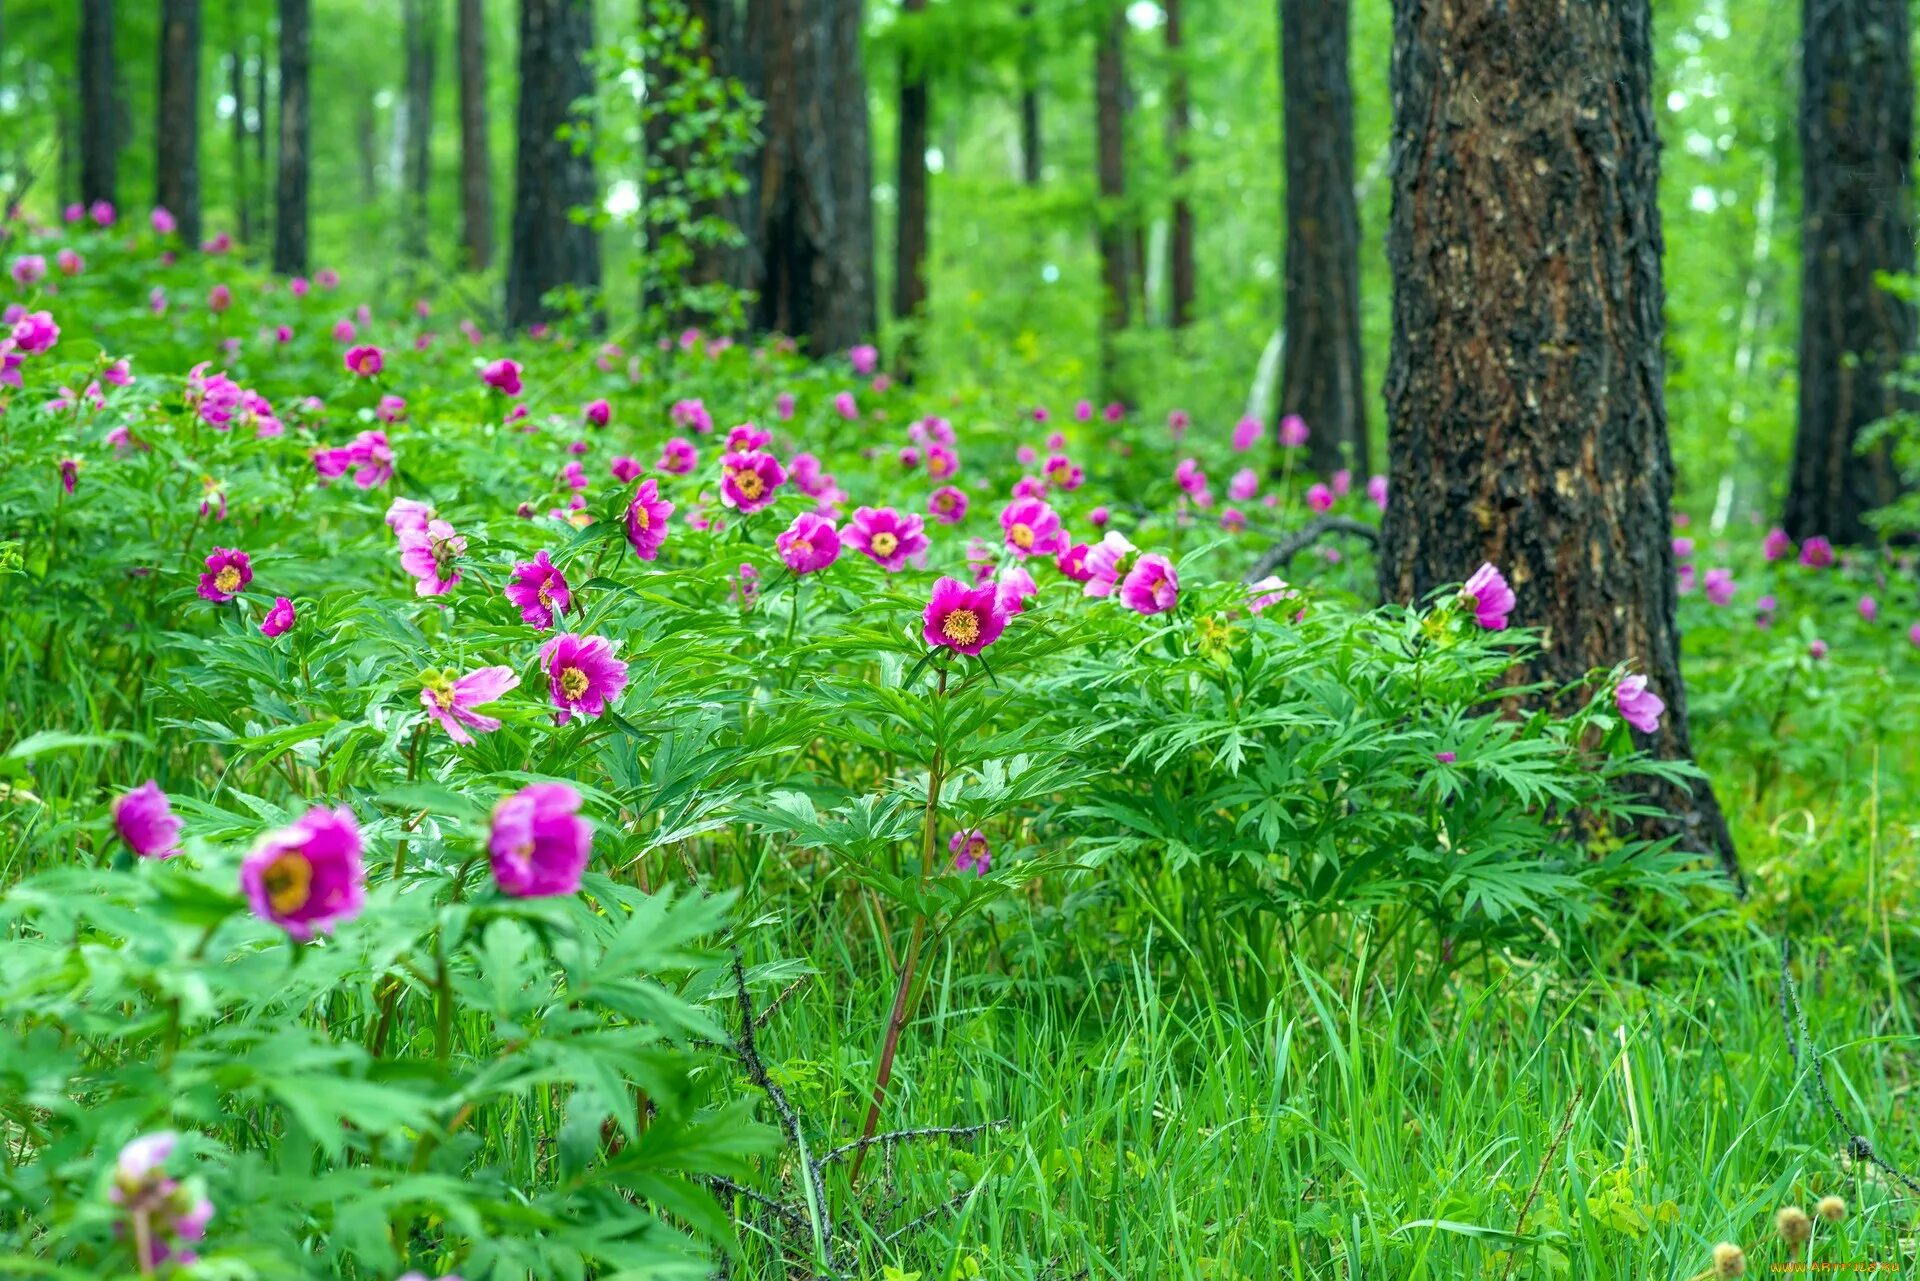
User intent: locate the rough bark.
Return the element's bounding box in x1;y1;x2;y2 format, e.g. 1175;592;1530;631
893;0;930;352
1280;0;1365;476
404;0;439;265
1379;0;1740;886
1094;5;1130;387
156;0;202;244
1165;0;1194;329
79;0;117;208
506;0;602;330
272;0;310;274
456;0;492;269
747;0;874;354
1785;0;1915;545
1019;1;1040;185
228;0;249;243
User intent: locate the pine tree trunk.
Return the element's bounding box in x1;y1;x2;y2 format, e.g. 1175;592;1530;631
1785;0;1914;545
506;0;602;330
1165;0;1194;329
404;0;439;266
156;0;202;244
228;0;249;243
1280;0;1365;476
1379;0;1739;887
749;0;874;355
893;0;929;360
1094;6;1130;388
456;0;492;270
79;0;117;208
1018;1;1041;186
272;0;310;274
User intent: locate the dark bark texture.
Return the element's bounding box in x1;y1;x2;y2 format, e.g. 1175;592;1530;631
457;0;493;270
1165;0;1194;329
745;0;874;354
1280;0;1365;475
404;0;439;264
79;0;117;207
1094;6;1130;386
228;0;250;243
272;0;310;274
893;0;930;342
1019;1;1040;184
506;0;602;330
1379;0;1739;885
156;0;202;244
1785;0;1915;545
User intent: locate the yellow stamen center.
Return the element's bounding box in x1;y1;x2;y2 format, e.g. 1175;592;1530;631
729;468;765;500
790;538;812;559
870;531;899;557
262;852;313;914
943;608;981;645
1010;523;1035;550
214;566;242;593
560;666;591;700
632;506;649;530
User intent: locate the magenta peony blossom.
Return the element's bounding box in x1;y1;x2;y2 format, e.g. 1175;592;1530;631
1859;594;1878;622
386;497;434;541
923;576;1008;655
610;455;642;483
1810;638;1830;660
398;519;465;596
658;437;697;474
420;665;520;744
11;309;58;354
506;550;570;628
241;806;366;940
719;449;786;514
727;422;772;452
1279;414;1310;448
1672;536;1694;561
1909;621;1920;648
847;506;928;571
996;566;1038;616
1614;674;1665;734
197;547;252;602
1367;474;1389;511
776;511;841;574
1043;454;1084;490
489;782;593;898
1800;536;1834;568
833;390;858;420
928;485;969;524
999;496;1067;558
377;394;407;423
314;430;393;488
670;397;713;433
1174;458;1207;496
1083;531;1138;599
1703;568;1735;606
10;253;46;286
625;478;674;560
1056;542;1092;582
1763;526;1793;561
1461;563;1515;630
260;596;296;637
950;827;992;875
1119;553;1178;615
110;1131;212;1271
1306;483;1334;513
539;632;628;725
1231;416;1265;451
850;343;879;375
926;444;959;482
112;781;182;859
343;345;384;377
480;357;523;395
583;398;611;427
774;390;796;419
1228;468;1259;502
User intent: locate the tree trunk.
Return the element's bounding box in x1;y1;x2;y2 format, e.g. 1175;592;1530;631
748;0;874;355
1785;0;1914;545
1019;1;1040;185
506;0;602;330
404;0;438;266
1094;5;1130;390
228;0;249;243
456;0;493;270
1165;0;1194;329
273;0;310;274
893;0;929;358
1280;0;1365;476
1378;0;1739;887
156;0;202;244
79;0;117;208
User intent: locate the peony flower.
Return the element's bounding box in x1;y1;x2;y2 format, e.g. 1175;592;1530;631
583;398;610;427
538;632;628;725
624;478;674;560
1043;454;1084;490
260;596;296;637
833;390;858;420
1461;563;1514;630
399;519;466;596
1083;531;1138;598
1672;536;1694;561
950;827;992;875
241;806;366;940
926;444;959;481
1306;483;1334;513
1056;542;1093;582
208;283;231;312
10;253;46;286
1248;575;1302;616
1174;458;1207;496
735;562;760;611
923;576;1007;655
1811;638;1830;660
11;309;58;354
489;782;593;897
999;496;1066;558
1614;674;1665;734
112;781;182;859
610;455;641;483
727;422;771;451
386;497;434;541
506;550;570;628
377;393;407;423
1703;568;1735;606
1119;553;1178;615
1279;414;1310;448
1228;468;1259;502
670;397;713;432
718;449;785;514
928;485;969;524
776;511;841;574
1231;416;1264;451
480;357;523;395
1367;474;1389;511
847;506;928;571
420;665;520;745
197;547;252;602
1800;536;1834;568
109;1131;212;1271
850;343;879;375
1762;526;1793;561
314;430;393;488
996;565;1038;615
343;344;384;377
775;390;795;419
1859;594;1878;622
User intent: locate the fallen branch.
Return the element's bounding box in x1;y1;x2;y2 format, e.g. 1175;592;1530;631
1242;516;1380;584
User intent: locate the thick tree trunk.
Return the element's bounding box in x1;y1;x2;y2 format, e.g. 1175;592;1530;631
1094;6;1130;389
272;0;310;274
749;0;874;354
1165;0;1194;329
79;0;117;208
1280;0;1365;476
457;0;493;270
404;0;438;266
506;0;602;330
156;0;202;244
1379;0;1739;886
228;0;249;243
1785;0;1914;545
1019;1;1040;184
893;0;929;355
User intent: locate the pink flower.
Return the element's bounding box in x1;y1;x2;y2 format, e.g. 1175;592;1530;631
833;390;858;421
928;485;969;524
316;267;341;288
315;430;393;488
1332;469;1352;496
950;827;992;875
58;458;78;493
1231;416;1264;451
1043;454;1084;490
775;391;796;419
1306;483;1334;513
1056;542;1092;582
343;345;384;377
727;422;771;451
1860;594;1879;622
151;206;177;235
1119;554;1178;615
331;318;356;343
1174;458;1207;496
56;248;83;276
625;478;675;560
386;497;434;541
112;781;182;859
1279;414;1310;448
1461;563;1515;630
506;550;571;628
923;576;1008;655
1909;621;1920;648
420;665;520;744
260;596;296;637
1168;408;1190;435
197;547;252;602
719;450;786;514
610;455;641;483
1074;399;1093;422
538;632;628;725
11;309;58;354
658;436;698;474
208;284;231;312
481;357;523;395
1083;531;1138;598
1703;568;1735;606
671;397;713;432
561;461;587;492
1672;536;1694;561
735;562;761;610
1089;506;1111;527
89;199;115;226
1367;474;1389;511
1811;638;1830;660
996;565;1038;615
1228;468;1259;502
377;394;407;423
398;519;466;596
1614;674;1665;734
1103;402;1124;422
848;506;928;571
577;397;610;427
849;343;879;375
1248;575;1302;616
999;496;1066;558
777;511;841;574
489;782;593;897
1801;536;1834;568
1763;527;1793;561
242;806;366;940
10;253;45;286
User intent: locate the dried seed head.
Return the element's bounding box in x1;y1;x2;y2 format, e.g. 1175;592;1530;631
1776;1205;1813;1246
1816;1195;1846;1223
1712;1241;1747;1278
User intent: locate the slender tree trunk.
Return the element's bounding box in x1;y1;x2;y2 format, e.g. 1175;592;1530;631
1165;0;1194;329
1785;0;1914;545
79;0;117;208
893;0;930;360
273;0;310;274
404;0;438;266
506;0;602;330
357;96;377;205
156;0;203;243
1380;0;1739;887
749;0;874;354
1094;5;1130;390
228;0;249;243
252;24;268;234
456;0;493;270
1019;1;1041;185
1280;0;1365;475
